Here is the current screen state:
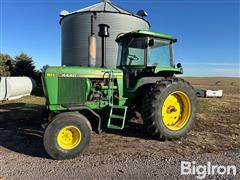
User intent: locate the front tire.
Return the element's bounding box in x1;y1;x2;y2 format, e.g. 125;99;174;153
141;78;197;139
44;112;92;160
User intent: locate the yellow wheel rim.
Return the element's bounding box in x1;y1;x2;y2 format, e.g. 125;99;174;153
162;91;191;131
57;126;82;150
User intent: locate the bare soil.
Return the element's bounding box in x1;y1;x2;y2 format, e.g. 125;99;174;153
0;77;239;179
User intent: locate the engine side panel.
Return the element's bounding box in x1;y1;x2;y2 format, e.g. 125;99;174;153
58;77;86;104
43;66;124;111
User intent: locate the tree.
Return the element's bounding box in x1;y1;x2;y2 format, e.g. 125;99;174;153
0;53;14;76
0;53;13;62
0;61;8;76
0;53;41;83
13;53;36;77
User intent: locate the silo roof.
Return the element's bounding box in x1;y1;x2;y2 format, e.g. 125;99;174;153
60;0;150;25
73;1;132;14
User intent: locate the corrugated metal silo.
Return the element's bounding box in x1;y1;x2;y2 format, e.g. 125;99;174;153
60;0;150;68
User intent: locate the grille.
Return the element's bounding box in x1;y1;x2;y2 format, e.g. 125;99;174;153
58;77;86;104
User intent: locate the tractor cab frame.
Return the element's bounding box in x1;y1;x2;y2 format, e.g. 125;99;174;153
115;30;182;92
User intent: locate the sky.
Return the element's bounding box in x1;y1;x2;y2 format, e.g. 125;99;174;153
0;0;239;77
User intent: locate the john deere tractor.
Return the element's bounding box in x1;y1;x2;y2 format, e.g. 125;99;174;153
42;29;197;160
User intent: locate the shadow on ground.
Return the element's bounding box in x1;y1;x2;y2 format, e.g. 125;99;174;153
0;103;49;158
0;102;152;159
102;112;153;140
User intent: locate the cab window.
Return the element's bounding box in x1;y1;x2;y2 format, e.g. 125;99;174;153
148;39;172;67
121;38;146;66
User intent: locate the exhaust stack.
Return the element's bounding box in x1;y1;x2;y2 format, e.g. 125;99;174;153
98;24;110;68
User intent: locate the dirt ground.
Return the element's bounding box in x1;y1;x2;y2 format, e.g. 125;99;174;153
0;77;239;179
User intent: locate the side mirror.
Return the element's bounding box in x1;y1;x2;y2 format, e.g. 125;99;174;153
177;63;182;68
148;39;154;47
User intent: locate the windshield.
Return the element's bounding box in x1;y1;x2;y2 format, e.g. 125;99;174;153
148;39;173;67
117;37;174;67
120;38;146;66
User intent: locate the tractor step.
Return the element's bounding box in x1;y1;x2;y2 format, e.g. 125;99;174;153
110;114;124;119
107;124;124;130
107;105;128;130
111;105;128;109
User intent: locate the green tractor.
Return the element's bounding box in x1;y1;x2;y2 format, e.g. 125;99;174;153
42;29;197;160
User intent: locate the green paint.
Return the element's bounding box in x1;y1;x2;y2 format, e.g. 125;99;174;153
155;67;183;74
86;79;91;100
45;66;123;78
116;30;177;42
43;30;185;130
136;30;173;39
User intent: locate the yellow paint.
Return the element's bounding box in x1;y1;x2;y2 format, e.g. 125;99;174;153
46;73;123;79
57;126;81;150
162;91;191;131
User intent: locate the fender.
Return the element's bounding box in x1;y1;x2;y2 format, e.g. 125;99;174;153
127;77;165;93
62;105;102;134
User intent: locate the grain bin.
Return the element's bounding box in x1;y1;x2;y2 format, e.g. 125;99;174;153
0;77;36;101
60;0;150;68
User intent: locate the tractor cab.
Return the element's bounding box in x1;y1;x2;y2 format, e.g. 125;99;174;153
116;30;182;89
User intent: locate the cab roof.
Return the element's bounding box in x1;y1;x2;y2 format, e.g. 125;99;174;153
116;30;177;43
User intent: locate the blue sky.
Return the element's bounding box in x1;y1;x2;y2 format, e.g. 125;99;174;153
0;0;239;77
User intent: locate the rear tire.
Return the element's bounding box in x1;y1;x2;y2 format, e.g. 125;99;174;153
44;112;92;160
141;78;197;139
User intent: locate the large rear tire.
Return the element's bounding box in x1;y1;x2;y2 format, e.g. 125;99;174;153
44;112;92;160
141;78;197;139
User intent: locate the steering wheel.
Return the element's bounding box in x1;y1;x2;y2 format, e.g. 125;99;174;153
128;54;139;61
128;54;139;65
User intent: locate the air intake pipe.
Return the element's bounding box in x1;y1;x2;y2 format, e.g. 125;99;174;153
98;24;110;68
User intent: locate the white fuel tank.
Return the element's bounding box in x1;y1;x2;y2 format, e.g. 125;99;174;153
0;77;36;101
